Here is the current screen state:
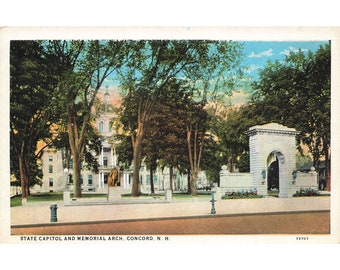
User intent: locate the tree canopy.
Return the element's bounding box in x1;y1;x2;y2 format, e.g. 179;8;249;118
251;44;330;163
118;40;244;196
10;40;60;198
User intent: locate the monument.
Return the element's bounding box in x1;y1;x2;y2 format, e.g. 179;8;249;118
219;123;318;198
108;167;124;201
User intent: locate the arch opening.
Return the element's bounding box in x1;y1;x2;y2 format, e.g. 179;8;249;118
266;151;287;197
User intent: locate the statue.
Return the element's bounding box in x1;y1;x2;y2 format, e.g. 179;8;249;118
108;168;120;187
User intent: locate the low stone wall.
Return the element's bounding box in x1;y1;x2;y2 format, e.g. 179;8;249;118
289;171;318;196
220;170;254;192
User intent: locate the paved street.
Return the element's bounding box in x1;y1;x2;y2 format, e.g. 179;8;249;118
12;211;329;235
10;196;331;235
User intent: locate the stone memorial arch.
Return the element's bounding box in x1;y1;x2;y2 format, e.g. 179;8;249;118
219;122;319;199
247;123;299;198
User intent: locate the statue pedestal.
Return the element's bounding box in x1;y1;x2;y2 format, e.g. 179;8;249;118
63;191;71;205
165;189;172;202
108;187;124;201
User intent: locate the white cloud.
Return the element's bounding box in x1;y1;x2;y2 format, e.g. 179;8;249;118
280;46;308;56
244;64;261;73
248;48;273;58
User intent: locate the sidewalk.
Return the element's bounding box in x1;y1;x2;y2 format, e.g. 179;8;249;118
11;196;330;227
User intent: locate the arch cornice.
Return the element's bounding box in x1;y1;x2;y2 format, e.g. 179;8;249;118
246;123;299;137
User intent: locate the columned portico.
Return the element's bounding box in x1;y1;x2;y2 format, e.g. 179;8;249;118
98;172;105;189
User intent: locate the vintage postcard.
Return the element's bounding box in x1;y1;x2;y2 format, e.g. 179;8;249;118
1;27;339;246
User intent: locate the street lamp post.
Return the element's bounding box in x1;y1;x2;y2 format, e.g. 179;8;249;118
210;191;216;214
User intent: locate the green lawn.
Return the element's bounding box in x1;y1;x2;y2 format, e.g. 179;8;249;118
267;190;279;197
10;192;107;207
173;193;211;199
120;192;211;200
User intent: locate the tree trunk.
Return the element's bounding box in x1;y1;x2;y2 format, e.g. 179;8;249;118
191;169;198;196
187;170;191;194
228;155;234;172
325;144;331;191
132;134;143;196
18;155;28;199
72;150;82;198
169;166;174;192
150;168;155;195
25;158;30;197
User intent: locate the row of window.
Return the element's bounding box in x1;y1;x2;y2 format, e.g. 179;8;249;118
49;160;109;174
48;175;93;187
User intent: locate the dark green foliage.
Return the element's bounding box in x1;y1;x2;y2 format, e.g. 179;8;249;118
118;40;244;196
222;190;263;199
293;188;321;197
251;44;331;188
10;40;60;197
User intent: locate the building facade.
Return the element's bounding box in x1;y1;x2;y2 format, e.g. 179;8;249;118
35;89;209;194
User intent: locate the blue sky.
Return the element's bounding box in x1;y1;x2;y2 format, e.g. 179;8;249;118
241;41;329;79
104;40;330;96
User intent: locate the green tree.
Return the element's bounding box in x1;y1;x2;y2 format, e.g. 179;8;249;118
209;103;266;174
142;80;189;194
119;40;243;196
10;40;60;198
252;44;331;189
45;40;128;197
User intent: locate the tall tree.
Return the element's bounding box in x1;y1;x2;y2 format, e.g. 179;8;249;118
10;40;59;199
185;101;211;196
209;104;267;173
142;79;189;193
252;44;331;189
46;40;128;197
119;40;243;196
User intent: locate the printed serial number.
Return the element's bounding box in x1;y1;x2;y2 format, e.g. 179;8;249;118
296;237;309;240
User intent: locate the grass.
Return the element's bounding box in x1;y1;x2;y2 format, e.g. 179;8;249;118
267;190;279;197
10;192;107;207
173;193;211;199
10;196;23;207
121;193;164;198
120;192;212;200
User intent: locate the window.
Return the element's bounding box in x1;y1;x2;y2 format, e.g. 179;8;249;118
146;175;157;184
69;174;73;184
108;122;112;133
80;175;83;184
99;121;104;133
49;156;53;162
49;178;53;187
49;165;53;173
88;175;93;185
103;157;108;167
69;160;73;169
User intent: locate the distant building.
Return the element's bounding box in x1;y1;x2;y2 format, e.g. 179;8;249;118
34;88;209;194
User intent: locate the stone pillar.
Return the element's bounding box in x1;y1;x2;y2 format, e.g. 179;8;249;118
98;172;104;189
111;147;114;167
219;165;229;187
214;187;223;201
63;191;70;205
101;148;104;166
165;189;172;202
123;172;129;188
